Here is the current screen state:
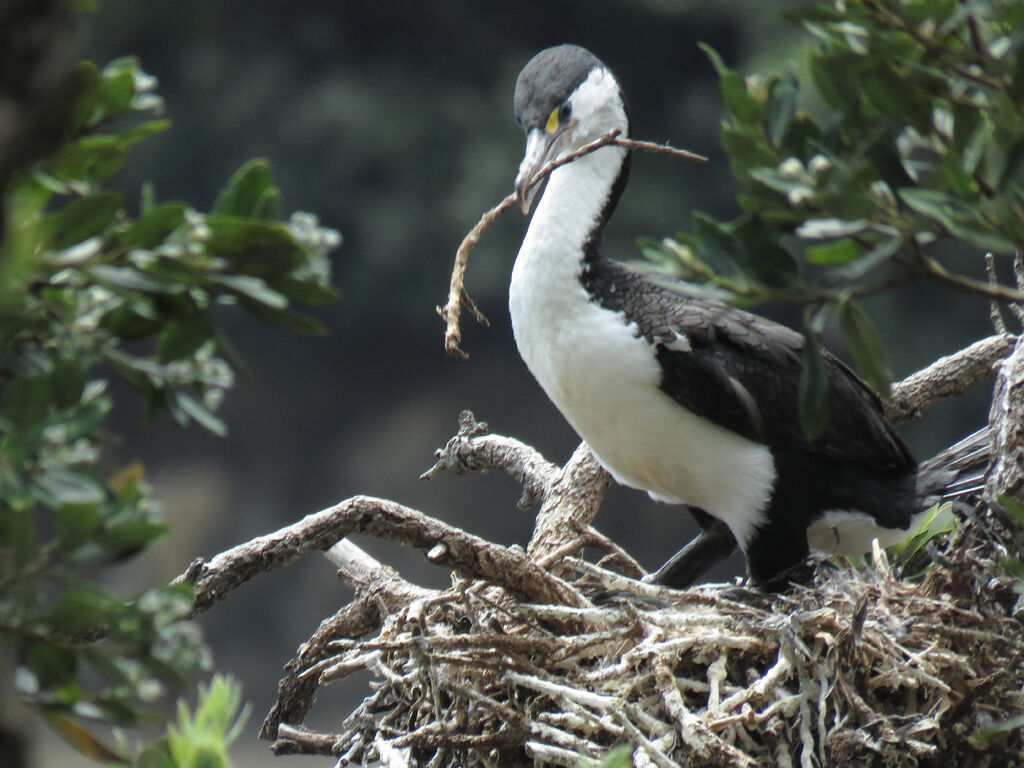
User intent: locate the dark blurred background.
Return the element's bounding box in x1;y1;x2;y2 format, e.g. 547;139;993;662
36;1;994;764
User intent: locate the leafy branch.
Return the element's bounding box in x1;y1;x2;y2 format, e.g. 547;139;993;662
0;56;341;762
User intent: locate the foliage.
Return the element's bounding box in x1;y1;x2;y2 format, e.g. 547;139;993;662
994;494;1024;592
886;501;956;578
125;675;249;768
641;0;1024;438
0;57;339;760
592;744;634;768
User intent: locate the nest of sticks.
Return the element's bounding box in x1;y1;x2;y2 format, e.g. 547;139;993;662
268;536;1023;768
171;135;1024;767
176;407;1024;768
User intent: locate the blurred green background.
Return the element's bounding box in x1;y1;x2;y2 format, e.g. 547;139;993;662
34;0;995;764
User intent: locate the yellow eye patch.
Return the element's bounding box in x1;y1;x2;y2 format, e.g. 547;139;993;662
545;107;560;134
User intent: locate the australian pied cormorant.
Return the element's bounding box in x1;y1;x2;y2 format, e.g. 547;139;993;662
508;44;986;588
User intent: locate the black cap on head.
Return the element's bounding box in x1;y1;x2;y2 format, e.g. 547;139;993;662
514;45;605;132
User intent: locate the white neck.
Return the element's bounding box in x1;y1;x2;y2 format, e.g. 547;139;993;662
509;143;626;328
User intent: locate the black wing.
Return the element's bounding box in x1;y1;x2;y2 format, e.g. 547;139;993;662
582;259;915;472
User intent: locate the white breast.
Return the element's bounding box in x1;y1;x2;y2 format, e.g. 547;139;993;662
509;153;776;548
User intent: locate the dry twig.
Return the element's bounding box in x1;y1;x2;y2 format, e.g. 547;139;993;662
885;332;1016;423
184;325;1022;766
438;131;707;359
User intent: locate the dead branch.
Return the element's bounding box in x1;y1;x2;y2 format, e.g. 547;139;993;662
527;442;611;565
438;131;707;359
987;334;1024;503
886;333;1017;423
177;494;587;614
420;410;558;508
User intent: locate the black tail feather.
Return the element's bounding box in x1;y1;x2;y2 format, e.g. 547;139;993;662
917;427;990;508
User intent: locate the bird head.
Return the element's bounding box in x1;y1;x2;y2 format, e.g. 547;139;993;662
513;44;629;214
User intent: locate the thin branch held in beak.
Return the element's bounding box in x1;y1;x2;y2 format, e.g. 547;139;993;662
439;130;709;359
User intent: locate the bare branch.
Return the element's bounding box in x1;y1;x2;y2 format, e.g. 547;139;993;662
528;442;611;566
986;335;1024;503
177;494;588;614
420;410;559;508
1013;251;1024;325
885;333;1016;423
269;723;338;756
914;244;1024;304
986;252;1007;334
261;598;391;740
324;537;429;599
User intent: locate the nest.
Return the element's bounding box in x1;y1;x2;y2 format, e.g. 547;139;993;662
263;540;1021;767
212;414;1024;768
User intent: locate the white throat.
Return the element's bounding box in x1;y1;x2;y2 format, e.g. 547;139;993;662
508;110;776;549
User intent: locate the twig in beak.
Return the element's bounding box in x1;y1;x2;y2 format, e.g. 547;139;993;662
438;130;708;359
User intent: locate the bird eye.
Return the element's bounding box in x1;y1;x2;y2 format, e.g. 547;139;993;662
545;101;572;134
544;107;560;134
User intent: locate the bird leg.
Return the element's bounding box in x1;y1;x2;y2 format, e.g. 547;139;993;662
642;509;738;588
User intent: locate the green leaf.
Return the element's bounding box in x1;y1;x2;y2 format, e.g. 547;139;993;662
46;121;170;183
88;265;178;294
156;313;215;362
56;504;103;545
211;274;288;309
204;216;305;278
51;361;87;409
592;745;634;768
700;44;762;123
825;238;901;283
839;299;892;398
119;202;186;249
274;275;340;306
721;124;777;178
211;159;280;219
765;74;798;148
70;61;102;132
172;392;227;437
748;243;798;288
36;470;107;506
806;238;863;265
969;712;1024;749
0;508;37;568
100;69;136;118
899;188;1017;253
48;192;123;250
809;51;861;110
888;503;955;577
997;494;1024;529
240;302;327;335
691;212;747;276
26;643;78;688
798;306;830;441
95;518;169;561
2;373;53;429
48;587;119;637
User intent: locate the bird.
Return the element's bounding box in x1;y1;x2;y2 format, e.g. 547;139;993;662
508;43;988;589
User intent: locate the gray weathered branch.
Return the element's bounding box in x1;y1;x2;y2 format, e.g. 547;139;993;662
177;494;588;614
886;333;1016;423
527;443;611;566
420;410;558;508
986;334;1024;503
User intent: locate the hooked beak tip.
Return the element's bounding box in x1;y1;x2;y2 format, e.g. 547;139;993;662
514;175;537;216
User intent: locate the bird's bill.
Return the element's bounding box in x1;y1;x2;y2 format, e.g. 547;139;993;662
514;127;565;215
